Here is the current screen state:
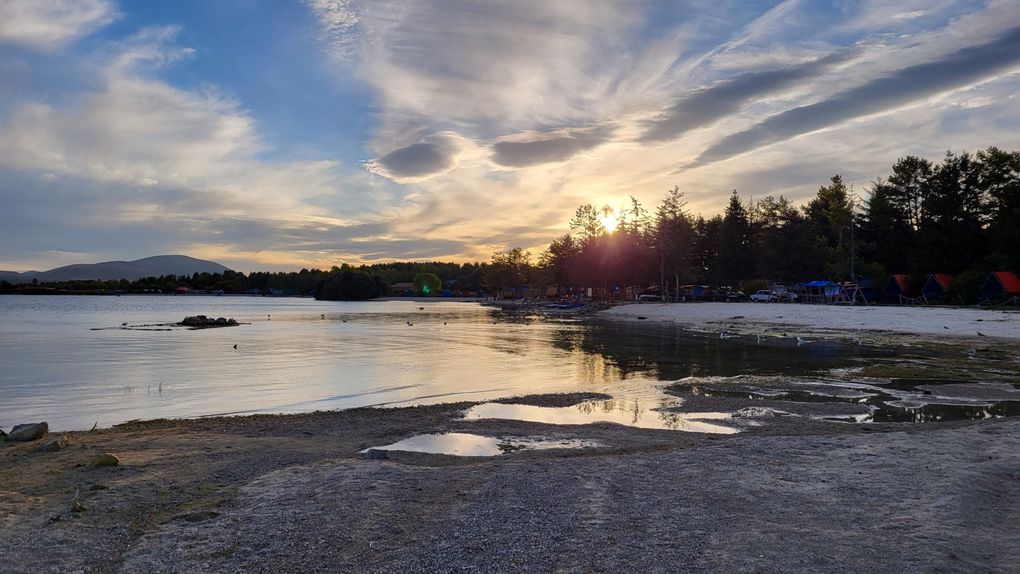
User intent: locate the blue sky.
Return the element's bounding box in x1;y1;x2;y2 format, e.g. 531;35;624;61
1;0;1018;271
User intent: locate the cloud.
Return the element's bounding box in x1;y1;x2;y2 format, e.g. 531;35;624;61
491;127;614;167
641;49;852;142
304;0;359;58
696;26;1020;164
0;0;116;50
337;0;640;146
366;135;461;179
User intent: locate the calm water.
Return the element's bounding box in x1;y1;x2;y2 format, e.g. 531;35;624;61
0;295;1014;431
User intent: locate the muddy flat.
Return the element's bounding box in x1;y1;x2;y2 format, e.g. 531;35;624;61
2;391;1018;573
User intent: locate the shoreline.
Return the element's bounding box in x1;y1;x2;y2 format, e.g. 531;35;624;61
2;392;1017;572
597;301;1020;344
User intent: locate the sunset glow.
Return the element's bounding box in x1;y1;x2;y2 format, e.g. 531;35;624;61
1;1;1019;271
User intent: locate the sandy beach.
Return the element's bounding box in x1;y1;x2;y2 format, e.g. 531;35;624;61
599;302;1020;342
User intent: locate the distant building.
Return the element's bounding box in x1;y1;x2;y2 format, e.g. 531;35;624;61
389;282;416;295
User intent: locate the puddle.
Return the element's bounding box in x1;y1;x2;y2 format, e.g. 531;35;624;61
462;399;740;434
362;432;599;457
681;377;1020;423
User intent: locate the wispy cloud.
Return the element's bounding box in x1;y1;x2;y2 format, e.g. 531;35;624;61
3;0;1020;271
641;49;852;142
696;26;1020;164
304;0;359;58
0;0;117;50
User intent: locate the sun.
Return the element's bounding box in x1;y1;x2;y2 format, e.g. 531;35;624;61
599;212;619;233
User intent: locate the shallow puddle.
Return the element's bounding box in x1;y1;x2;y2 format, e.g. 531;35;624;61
462;400;740;434
362;432;599;457
682;377;1020;423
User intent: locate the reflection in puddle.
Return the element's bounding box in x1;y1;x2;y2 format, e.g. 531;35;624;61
362;432;599;457
683;377;1020;423
463;400;740;434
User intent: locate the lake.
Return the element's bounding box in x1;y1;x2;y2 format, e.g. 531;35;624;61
1;295;1015;431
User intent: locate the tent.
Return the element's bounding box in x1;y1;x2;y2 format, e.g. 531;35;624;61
981;271;1020;299
884;274;911;300
802;280;841;302
921;274;954;299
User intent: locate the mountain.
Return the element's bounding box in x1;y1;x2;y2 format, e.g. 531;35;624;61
0;255;231;284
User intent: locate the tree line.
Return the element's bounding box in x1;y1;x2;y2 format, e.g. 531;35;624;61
0;262;487;300
505;146;1018;303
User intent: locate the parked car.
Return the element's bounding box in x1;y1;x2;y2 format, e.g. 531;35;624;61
711;287;747;302
750;290;774;302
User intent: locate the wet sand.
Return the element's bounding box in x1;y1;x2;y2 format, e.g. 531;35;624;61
2;391;1018;573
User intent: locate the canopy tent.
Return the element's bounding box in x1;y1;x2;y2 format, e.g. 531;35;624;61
801;280;842;302
981;271;1020;299
921;274;954;298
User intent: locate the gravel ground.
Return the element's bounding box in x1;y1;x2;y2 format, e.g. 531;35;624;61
2;391;1018;573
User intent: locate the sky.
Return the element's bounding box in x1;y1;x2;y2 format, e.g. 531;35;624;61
1;0;1018;272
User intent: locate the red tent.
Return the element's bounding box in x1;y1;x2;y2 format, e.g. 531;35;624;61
884;274;912;298
981;271;1020;298
922;274;954;298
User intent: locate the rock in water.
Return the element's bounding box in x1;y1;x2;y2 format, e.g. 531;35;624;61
91;453;120;467
8;422;48;442
36;436;70;452
180;315;239;328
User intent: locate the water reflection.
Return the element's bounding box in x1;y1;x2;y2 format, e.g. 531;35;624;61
548;320;894;380
361;432;599;457
463;400;739;434
2;296;1017;431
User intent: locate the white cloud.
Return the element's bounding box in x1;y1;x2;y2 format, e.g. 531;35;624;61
0;0;117;50
304;0;359;58
345;0;644;150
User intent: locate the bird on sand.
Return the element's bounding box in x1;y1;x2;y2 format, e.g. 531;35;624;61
121;322;128;326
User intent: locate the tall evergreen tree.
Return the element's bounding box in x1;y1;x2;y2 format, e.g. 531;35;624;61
653;186;694;298
716;191;754;284
919;151;985;273
979;146;1020;270
886;156;934;230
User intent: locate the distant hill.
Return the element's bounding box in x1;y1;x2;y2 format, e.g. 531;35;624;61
0;255;231;284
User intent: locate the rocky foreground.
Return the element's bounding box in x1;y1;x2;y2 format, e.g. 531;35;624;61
1;393;1018;573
